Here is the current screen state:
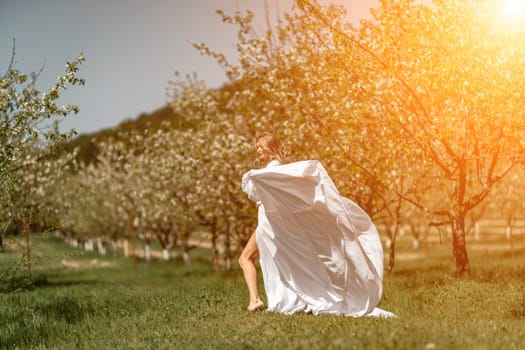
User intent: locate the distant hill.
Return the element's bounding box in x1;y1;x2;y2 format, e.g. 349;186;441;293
65;104;187;165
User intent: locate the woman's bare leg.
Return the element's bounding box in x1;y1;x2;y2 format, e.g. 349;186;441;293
238;231;264;311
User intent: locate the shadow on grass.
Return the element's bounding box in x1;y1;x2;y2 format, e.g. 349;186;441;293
0;273;103;294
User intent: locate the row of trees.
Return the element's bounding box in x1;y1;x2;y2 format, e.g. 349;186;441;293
52;126;254;270
182;0;524;275
3;1;525;277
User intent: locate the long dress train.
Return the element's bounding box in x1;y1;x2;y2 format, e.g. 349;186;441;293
242;160;396;318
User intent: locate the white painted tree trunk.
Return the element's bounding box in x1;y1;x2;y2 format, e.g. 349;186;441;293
97;238;106;256
182;251;191;265
162;248;171;261
144;244;151;261
85;240;94;252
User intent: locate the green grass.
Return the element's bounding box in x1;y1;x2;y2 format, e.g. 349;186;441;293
1;234;525;350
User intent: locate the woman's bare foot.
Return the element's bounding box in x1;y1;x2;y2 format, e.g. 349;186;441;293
247;300;264;312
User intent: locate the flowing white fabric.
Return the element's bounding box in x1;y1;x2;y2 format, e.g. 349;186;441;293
242;160;395;318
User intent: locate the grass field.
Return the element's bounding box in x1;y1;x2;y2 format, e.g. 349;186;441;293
1;234;525;350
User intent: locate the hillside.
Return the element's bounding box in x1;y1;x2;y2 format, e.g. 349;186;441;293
64;104;185;165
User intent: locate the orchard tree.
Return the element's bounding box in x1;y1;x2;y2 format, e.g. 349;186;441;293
1;47;85;221
88;137;145;268
0;43;84;274
296;0;525;276
132;127;200;263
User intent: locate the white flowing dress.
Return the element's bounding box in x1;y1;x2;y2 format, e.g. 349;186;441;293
242;160;395;318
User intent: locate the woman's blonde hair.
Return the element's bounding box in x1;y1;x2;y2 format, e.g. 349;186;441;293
256;132;286;166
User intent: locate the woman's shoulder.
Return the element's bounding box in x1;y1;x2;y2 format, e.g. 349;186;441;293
265;160;282;168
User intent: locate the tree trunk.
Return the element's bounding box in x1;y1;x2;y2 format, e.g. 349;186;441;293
97;238;106;256
112;239;118;257
85;239;94;252
386;197;402;273
155;230;176;262
210;225;219;270
506;213;514;254
408;222;420;249
386;222;398;273
474;221;480;241
181;240;191;265
129;208;136;270
224;229;232;271
23;216;31;275
451;214;470;277
144;242;151;261
162;247;171;261
423;225;430;257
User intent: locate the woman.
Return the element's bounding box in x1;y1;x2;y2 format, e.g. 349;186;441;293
240;133;394;317
238;133;285;311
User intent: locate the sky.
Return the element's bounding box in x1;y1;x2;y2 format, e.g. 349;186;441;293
1;0;389;135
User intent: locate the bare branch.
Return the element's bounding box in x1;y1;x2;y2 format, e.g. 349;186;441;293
3;38;16;78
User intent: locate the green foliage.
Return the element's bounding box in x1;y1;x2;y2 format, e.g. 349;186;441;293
1;236;525;349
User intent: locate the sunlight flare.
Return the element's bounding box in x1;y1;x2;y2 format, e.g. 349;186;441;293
503;0;525;20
